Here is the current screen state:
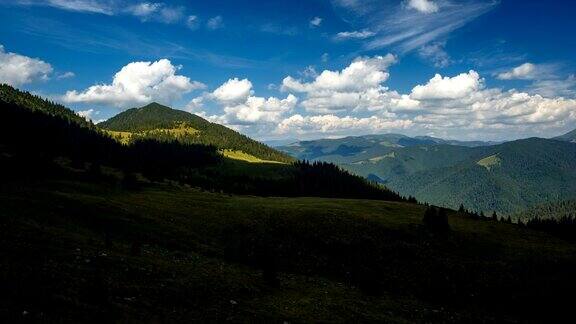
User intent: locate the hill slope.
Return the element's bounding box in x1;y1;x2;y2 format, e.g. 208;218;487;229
0;84;401;201
555;128;576;143
278;134;495;164
281;134;576;215
99;103;293;163
3;176;576;322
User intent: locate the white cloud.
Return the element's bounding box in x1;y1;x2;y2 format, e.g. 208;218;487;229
277;114;413;136
321;53;330;63
406;0;439;14
418;42;451;68
272;56;576;140
281;55;397;113
126;2;161;18
125;3;184;23
411;71;482;100
283;55;396;93
529;75;576;98
0;44;53;86
189;78;298;126
334;30;376;40
211;78;254;105
207;16;224;30
63;59;205;108
13;0;114;14
46;0;114;14
331;0;497;54
310;17;323;27
497;63;536;80
57;71;75;79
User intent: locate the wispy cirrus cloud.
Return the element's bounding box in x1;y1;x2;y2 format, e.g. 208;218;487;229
331;0;498;54
10;1;192;26
11;0;116;15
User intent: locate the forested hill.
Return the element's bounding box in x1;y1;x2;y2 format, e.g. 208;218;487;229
0;85;402;202
99;102;293;163
555;128;576;143
0;84;89;126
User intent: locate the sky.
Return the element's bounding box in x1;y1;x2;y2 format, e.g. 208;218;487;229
0;0;575;141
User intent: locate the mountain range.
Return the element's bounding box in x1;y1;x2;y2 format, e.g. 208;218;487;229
278;131;576;215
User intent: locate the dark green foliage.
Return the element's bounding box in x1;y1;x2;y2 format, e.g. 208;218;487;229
513;199;576;223
554;128;576;142
525;216;576;240
0;85;403;202
282;131;576;216
99;102;294;163
423;207;450;232
0;83;89;126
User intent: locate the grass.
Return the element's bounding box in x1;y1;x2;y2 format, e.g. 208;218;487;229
2;170;576;322
477;154;502;171
220;149;286;164
104;125;199;145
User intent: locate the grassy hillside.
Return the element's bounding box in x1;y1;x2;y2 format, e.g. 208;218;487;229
99;102;293;163
2;173;576;322
0;85;401;201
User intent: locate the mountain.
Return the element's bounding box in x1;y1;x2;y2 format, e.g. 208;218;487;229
555;128;576;143
4;85;576;323
384;138;576;214
280;134;576;215
99;102;293;163
0;84;401;201
278;133;496;164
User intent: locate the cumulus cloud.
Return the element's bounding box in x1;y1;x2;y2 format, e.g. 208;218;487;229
497;63;537;80
188;78;298;126
309;17;323;27
211;78;254;105
270;55;576;140
63;59;205;108
529;75;576;98
281;55;397;113
57;71;75;79
411;71;482;100
334;30;376;40
0;44;53;86
277;114;413;136
406;0;439;14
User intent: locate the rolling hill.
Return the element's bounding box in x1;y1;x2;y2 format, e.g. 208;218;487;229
99;102;293;163
0;84;401;201
555;128;576;143
278;134;496;164
280;135;576;215
3;85;576;323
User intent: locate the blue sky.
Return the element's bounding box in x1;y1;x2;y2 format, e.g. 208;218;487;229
0;0;575;141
